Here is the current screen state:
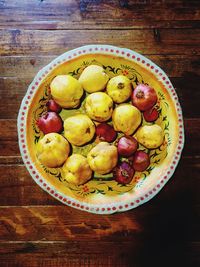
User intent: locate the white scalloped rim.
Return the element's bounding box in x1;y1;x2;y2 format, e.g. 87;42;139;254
17;45;184;214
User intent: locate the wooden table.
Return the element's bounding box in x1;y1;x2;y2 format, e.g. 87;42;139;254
0;1;200;266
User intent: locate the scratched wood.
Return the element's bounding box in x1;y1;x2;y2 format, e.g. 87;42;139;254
0;206;143;241
0;241;148;267
0;200;199;241
0;29;200;56
0;241;199;267
0;200;199;266
0;0;199;29
0;0;200;266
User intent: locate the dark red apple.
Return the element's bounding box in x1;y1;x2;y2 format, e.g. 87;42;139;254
46;99;62;113
132;84;157;111
37;112;63;134
143;107;159;122
132;151;150;172
113;161;135;185
117;136;138;157
96;123;117;142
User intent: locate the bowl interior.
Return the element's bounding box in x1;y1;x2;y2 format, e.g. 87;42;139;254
26;52;179;206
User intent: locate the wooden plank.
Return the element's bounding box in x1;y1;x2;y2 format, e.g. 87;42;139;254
0;205;144;241
0;77;31;119
0;29;200;56
0;165;59;206
0;155;199;206
0;241;198;267
0;241;135;267
0;156;23;165
0;74;200;119
172;74;200;119
0;194;199;242
0;0;199;30
1;55;200;78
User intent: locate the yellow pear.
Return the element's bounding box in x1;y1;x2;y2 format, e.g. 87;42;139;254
64;114;95;146
62;154;92;185
136;124;164;149
36;133;70;168
50;75;83;108
85;92;113;122
112;104;142;135
106;75;132;103
79;65;109;93
87;142;118;174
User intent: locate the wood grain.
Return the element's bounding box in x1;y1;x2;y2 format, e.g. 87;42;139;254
0;241;144;267
0;241;199;267
0;194;199;242
0;191;199;266
0;205;144;241
0;29;200;56
0;0;199;30
0;165;59;206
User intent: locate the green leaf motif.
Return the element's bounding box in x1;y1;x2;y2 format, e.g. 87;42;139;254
96;189;106;195
164;121;170;131
145;165;155;174
107;186;113;191
150;150;159;159
162;115;167;121
153;159;161;164
158;91;165;100
34;135;40;144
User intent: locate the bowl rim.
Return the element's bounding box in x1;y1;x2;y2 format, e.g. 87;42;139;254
17;44;185;214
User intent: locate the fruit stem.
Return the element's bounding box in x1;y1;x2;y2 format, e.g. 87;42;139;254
45;138;51;144
121;169;129;178
118;83;124;89
85;127;91;134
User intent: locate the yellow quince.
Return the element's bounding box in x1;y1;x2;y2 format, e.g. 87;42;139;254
85;92;113;122
36;133;70;168
50;75;83;108
79;65;109;93
87;142;118;174
112;104;142;135
106;75;132;103
136;124;164;149
64;114;95;146
62;154;92;185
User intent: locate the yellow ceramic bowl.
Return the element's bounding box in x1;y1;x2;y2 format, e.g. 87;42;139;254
18;45;184;214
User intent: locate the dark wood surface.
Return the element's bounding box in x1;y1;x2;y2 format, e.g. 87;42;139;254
0;1;200;266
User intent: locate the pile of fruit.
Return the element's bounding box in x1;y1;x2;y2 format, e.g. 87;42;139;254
36;65;164;186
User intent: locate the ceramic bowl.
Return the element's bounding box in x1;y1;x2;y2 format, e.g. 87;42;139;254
18;45;184;214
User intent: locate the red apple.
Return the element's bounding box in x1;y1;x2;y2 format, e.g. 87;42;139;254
46;99;62;113
132;151;150;172
132;84;157;111
117;136;138;157
96;123;117;142
37;112;63;134
143;107;159;122
113;161;135;184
